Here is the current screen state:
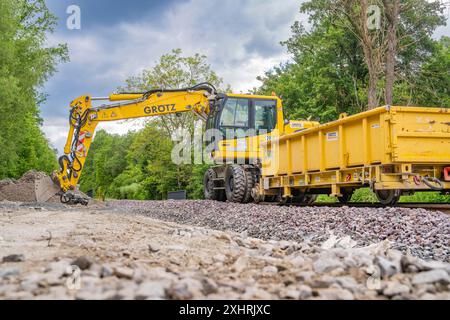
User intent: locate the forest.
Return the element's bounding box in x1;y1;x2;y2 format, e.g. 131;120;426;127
1;0;449;202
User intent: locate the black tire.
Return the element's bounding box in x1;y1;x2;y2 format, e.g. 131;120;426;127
337;189;353;204
242;169;255;203
204;169;222;201
225;165;247;203
375;189;401;205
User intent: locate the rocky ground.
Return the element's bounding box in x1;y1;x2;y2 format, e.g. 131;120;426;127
0;201;449;300
109;200;450;262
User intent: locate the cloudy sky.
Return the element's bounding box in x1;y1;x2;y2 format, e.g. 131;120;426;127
42;0;449;154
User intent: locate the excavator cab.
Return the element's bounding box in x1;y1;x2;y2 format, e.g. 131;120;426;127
205;94;282;164
206;94;320;164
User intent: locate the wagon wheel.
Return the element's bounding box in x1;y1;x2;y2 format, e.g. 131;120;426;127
375;189;401;206
289;193;316;205
337;189;353;204
303;195;317;205
264;195;278;202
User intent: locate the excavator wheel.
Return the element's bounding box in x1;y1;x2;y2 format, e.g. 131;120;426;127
203;168;225;201
242;168;255;203
225;165;247;203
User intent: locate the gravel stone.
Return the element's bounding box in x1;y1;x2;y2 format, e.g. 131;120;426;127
148;242;161;253
135;280;169;299
313;257;344;273
262;266;278;275
1;200;449;300
383;282;411;297
375;256;400;277
71;256;93;271
113;267;134;279
232;257;248;273
317;288;354;300
2;254;25;263
0;268;20;279
298;285;313;299
412;269;450;285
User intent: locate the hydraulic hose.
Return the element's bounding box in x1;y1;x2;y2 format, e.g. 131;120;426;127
422;176;444;191
119;82;217;98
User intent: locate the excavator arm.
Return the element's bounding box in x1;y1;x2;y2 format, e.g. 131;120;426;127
52;83;218;204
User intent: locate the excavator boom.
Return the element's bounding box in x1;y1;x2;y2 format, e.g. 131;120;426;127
51;83;219;204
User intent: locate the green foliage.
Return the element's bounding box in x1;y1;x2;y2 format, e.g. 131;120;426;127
316;188;450;203
399;37;450;107
80;125;210;200
399;192;450;204
120;48;226;135
315;195;338;203
0;0;67;178
79;130;133;199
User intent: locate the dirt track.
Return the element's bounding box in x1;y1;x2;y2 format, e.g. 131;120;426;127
0;202;449;300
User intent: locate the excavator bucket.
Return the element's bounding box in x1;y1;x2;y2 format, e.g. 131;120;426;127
34;176;60;203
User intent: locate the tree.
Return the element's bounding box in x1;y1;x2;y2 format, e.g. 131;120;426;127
119;48;224;135
79;130;134;199
0;0;68;178
257;18;368;122
407;36;450;107
383;0;400;106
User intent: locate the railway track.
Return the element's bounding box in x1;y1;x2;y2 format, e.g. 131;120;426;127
261;202;450;214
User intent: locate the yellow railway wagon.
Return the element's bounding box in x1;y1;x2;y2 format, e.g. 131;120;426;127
261;106;450;205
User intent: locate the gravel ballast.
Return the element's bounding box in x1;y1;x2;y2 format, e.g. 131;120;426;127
108;200;450;262
1;204;450;300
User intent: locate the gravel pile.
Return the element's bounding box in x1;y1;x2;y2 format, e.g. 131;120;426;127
109;200;450;262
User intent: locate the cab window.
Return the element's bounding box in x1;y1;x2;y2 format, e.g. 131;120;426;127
254;100;277;135
219;98;249;139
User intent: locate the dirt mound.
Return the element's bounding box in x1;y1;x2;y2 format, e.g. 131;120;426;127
18;170;48;183
0;170;93;204
0;170;56;203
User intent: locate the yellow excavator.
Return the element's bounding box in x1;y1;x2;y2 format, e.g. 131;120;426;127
50;83;318;205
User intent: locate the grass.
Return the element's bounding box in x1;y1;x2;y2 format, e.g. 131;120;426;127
316;188;450;203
